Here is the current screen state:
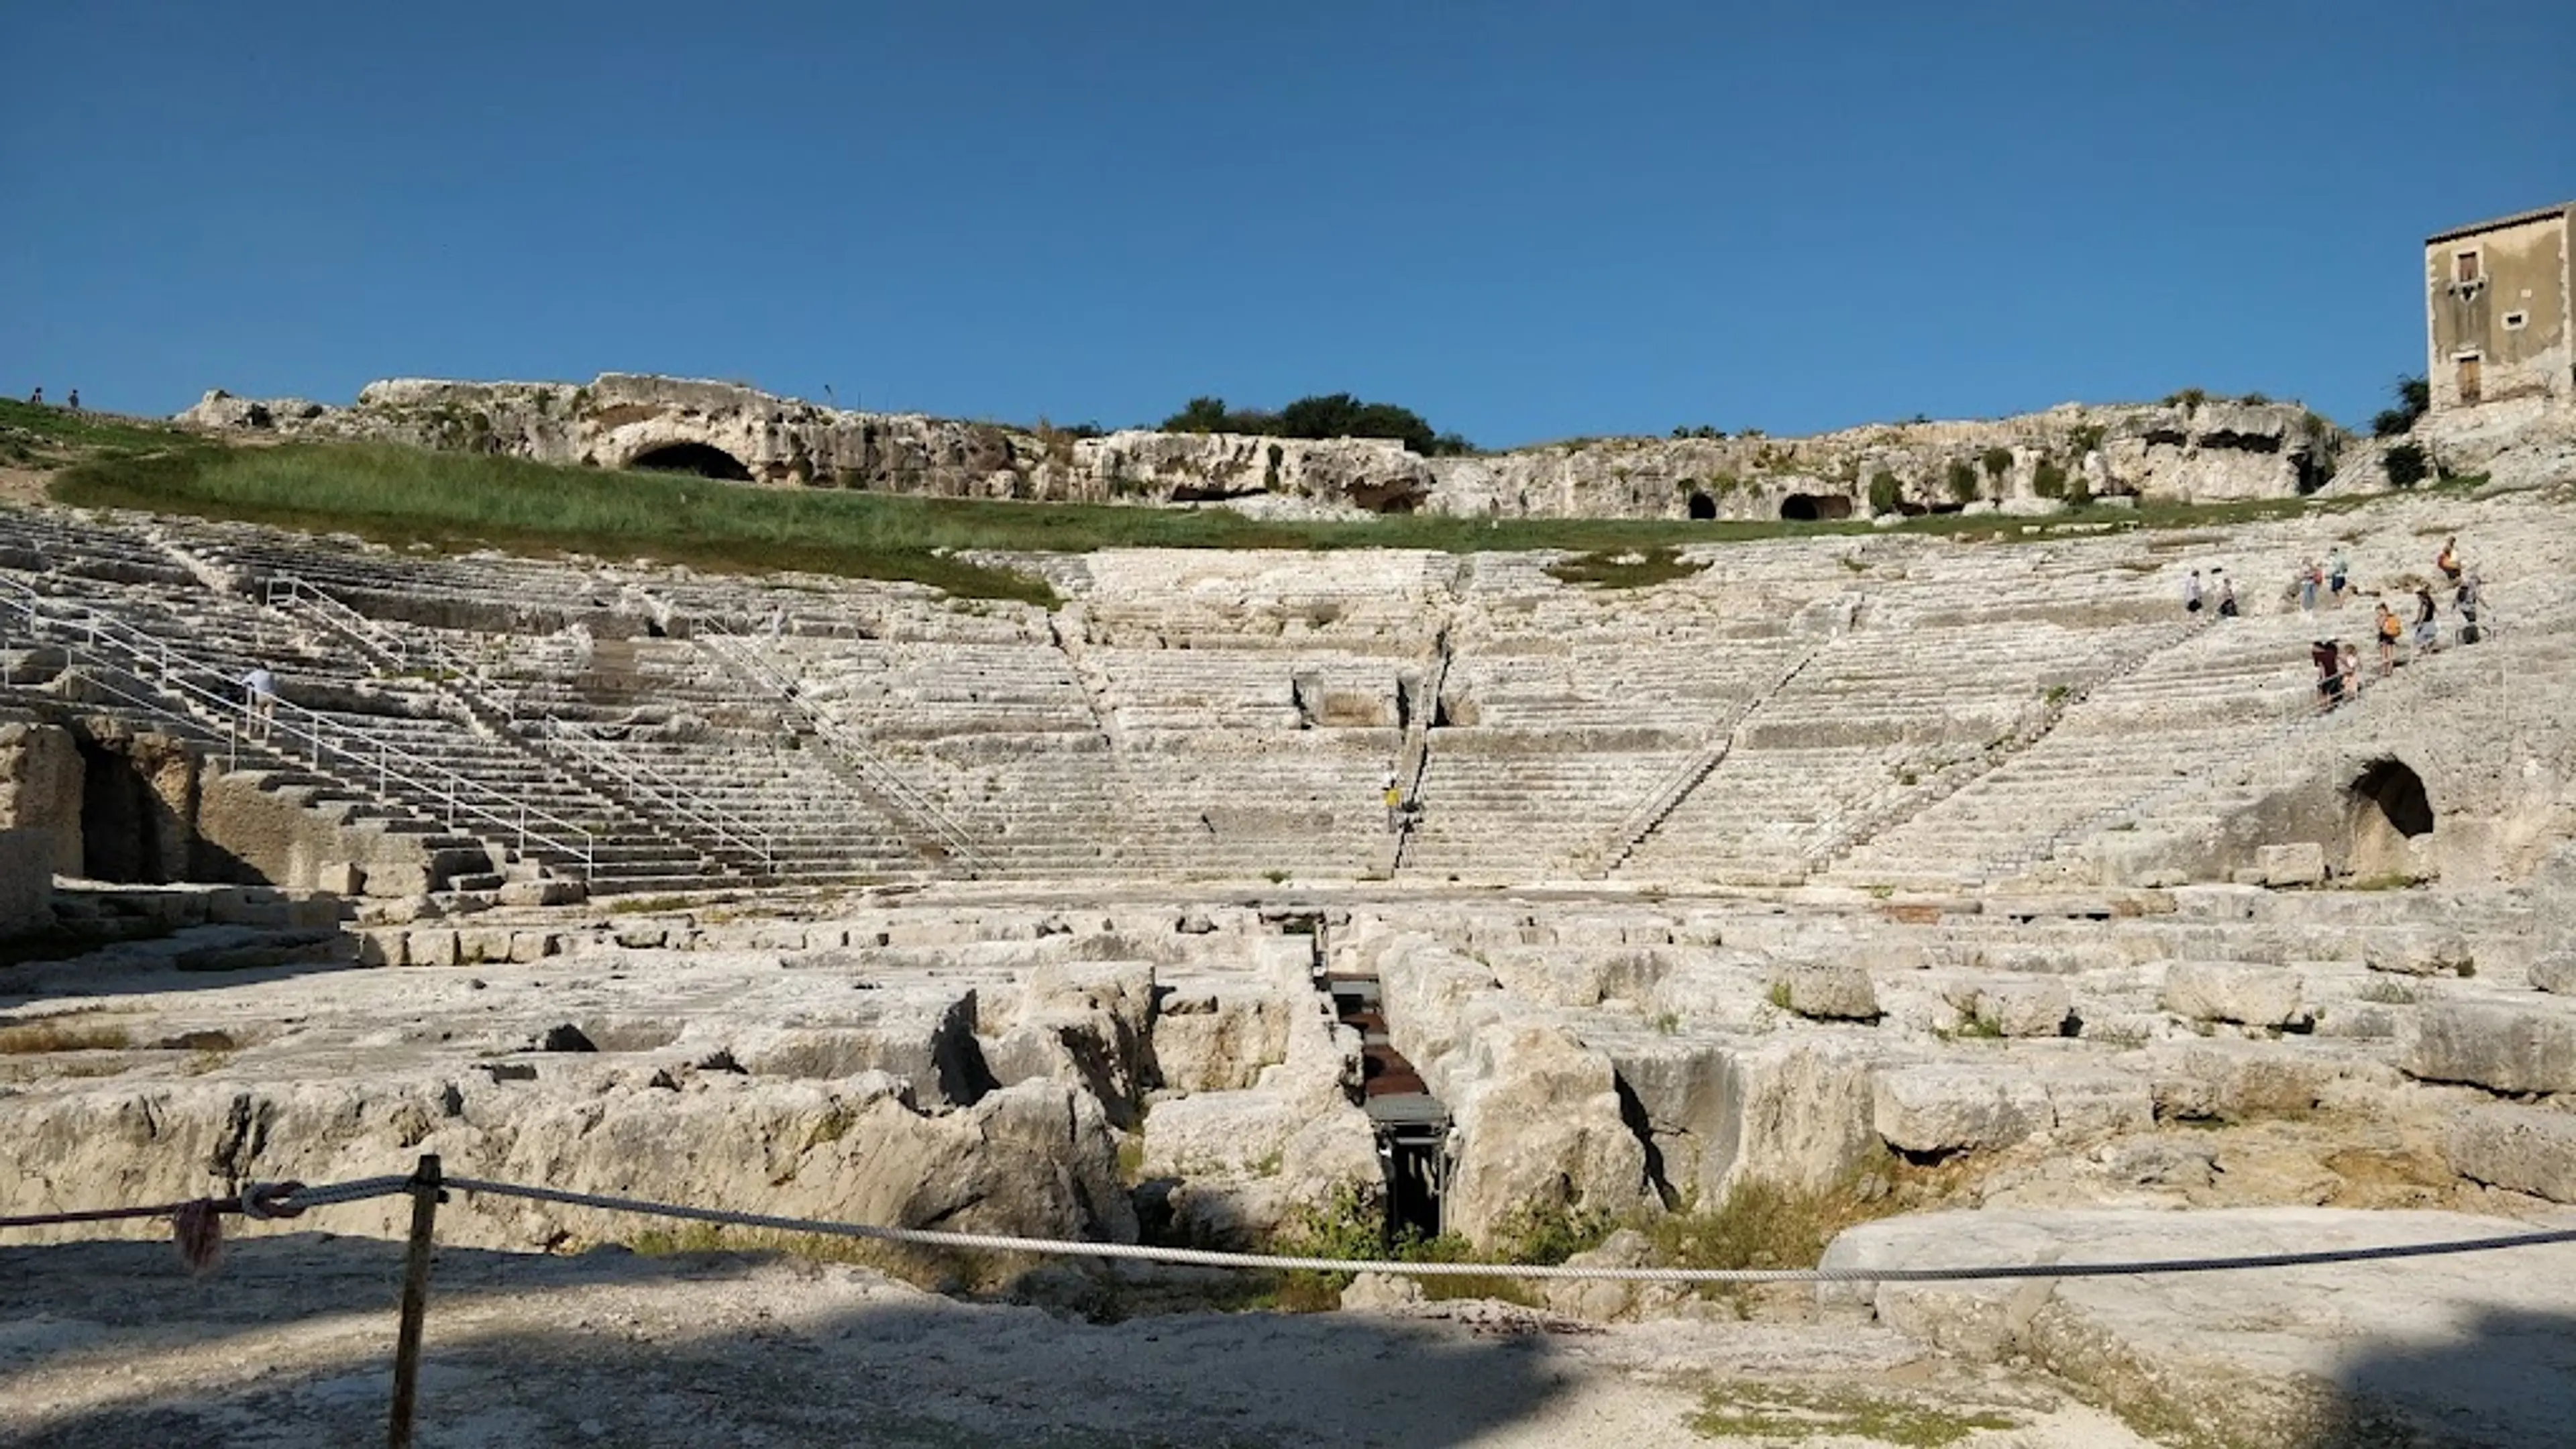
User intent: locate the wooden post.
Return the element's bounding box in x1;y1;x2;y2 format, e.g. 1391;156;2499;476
386;1153;443;1449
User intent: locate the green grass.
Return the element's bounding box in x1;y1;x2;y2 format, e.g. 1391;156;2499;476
1690;1382;2017;1444
1545;545;1711;588
0;396;197;460
41;427;2511;604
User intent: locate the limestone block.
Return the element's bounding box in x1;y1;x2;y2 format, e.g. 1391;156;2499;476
1340;1272;1426;1312
1150;984;1290;1093
2530;953;2576;996
312;861;364;896
2042;1071;2155;1140
2443;1105;2576;1204
2157;1042;2354;1121
1872;1065;2049;1156
2253;843;2327;887
497;878;585;908
1774;961;1880;1022
0;721;85;874
285;896;343;930
2365;932;2475;978
356;928;407;968
1434;1017;1652;1245
2406;1003;2576;1095
2160;961;2310;1028
456;927;515;965
508;930;555;964
737;992;987;1107
1543;1229;1678;1323
0;827;56;938
405;928;460;967
1977;980;2072;1038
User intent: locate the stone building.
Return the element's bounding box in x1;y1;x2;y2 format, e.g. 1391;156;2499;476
2424;202;2573;416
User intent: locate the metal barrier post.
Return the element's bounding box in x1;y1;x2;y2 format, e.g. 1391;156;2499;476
386;1152;443;1449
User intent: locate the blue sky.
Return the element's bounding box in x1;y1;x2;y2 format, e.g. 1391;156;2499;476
4;1;2569;445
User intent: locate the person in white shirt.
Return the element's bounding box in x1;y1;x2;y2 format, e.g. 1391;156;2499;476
241;663;278;738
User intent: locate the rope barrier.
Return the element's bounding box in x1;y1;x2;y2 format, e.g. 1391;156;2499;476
435;1176;2576;1286
8;1171;2576;1285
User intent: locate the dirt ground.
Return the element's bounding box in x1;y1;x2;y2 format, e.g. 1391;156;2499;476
0;1232;2159;1448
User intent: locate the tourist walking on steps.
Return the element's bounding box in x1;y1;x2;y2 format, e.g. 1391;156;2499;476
2374;602;2401;676
2184;569;2204;614
2298;561;2320;613
64;389;77;411
2340;643;2363;699
2414;586;2439;653
2436;536;2463;585
2311;639;2343;711
2216;572;2238;618
1382;770;1403;834
25;386;39;407
2457;575;2483;645
241;663;278;739
2329;547;2350;602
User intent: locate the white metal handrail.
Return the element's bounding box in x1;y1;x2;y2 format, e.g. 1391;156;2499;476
690;625;994;875
262;571;786;877
1594;638;1826;873
539;719;778;875
0;578;597;878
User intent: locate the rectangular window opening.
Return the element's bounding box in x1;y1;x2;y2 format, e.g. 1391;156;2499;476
2502;311;2529;330
2455;250;2482;284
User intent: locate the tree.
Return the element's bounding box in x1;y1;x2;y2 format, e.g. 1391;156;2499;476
1162;396;1233;433
1155;391;1470;455
2371;374;2430;439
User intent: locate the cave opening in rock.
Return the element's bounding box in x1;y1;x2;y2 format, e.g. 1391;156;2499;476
629;442;753;481
2353;759;2434;838
1779;493;1854;522
1686;491;1717;520
2346;757;2434;879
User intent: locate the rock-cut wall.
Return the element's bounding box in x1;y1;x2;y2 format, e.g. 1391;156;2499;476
180;374;2349;519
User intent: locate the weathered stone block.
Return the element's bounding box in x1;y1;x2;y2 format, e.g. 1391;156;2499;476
1979;980;2072;1038
1873;1065;2049;1156
2254;843;2327;887
2161;961;2310;1028
2444;1106;2576;1204
2366;933;2475;978
496;877;585;908
2406;1004;2576;1094
2531;953;2576;996
1775;961;1880;1022
405;928;460;967
2043;1071;2155;1140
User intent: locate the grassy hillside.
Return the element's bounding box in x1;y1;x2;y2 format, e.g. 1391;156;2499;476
44;427;2428;604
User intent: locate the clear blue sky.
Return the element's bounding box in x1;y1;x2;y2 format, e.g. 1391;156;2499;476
5;2;2569;444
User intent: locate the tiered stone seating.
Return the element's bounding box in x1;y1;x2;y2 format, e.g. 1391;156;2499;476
0;506;198;586
1829;603;2369;887
1405;741;1695;878
1626;615;2168;883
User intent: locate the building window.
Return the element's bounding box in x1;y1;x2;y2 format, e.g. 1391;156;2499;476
2455;250;2481;284
2503;310;2528;330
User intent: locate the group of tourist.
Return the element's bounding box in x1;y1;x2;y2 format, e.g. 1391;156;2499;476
2184;535;2489;713
23;386;78;410
2302;535;2485;712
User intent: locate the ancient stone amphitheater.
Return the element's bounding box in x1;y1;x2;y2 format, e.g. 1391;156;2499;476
4;458;2575;1446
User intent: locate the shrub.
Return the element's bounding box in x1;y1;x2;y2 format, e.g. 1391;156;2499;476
1979;446;2013;480
2385;442;2431;488
1945;460;1979;503
1866;470;1903;515
2032;459;2068;499
2163;387;2209;409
